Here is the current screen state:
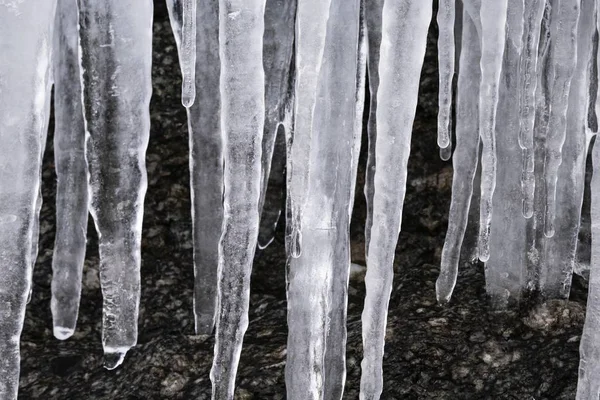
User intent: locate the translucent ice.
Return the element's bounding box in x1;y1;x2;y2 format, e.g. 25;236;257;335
209;0;265;398
0;1;56;397
51;0;89;340
77;0;153;369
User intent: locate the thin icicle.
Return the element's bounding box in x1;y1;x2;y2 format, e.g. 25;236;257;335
0;1;56;398
165;0;197;108
77;0;153;370
209;0;265;398
51;0;89;340
477;0;508;263
257;0;296;249
363;0;385;261
542;0;580;238
436;5;481;304
360;1;432;398
168;0;222;336
518;0;545;218
287;0;332;258
437;0;455;151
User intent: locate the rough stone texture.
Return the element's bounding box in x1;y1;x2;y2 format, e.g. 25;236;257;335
17;6;587;399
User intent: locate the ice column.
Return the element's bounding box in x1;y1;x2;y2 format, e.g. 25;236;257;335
51;0;90;340
167;0;222;335
209;0;265;398
360;1;432;399
77;0;153;369
436;5;482;304
0;1;56;398
285;0;362;398
257;0;296;249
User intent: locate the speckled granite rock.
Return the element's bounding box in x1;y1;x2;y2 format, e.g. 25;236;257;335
17;6;587;400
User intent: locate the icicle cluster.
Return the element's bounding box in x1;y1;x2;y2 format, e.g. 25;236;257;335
5;0;600;398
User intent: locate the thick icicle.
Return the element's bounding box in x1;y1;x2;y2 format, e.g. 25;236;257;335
287;0;332;258
360;1;432;398
542;0;580;238
577;139;600;399
477;0;508;262
285;0;362;397
51;0;89;340
363;0;385;260
165;0;197;107
257;0;297;249
77;0;153;369
437;0;455;150
0;1;56;398
484;0;526;306
539;0;595;298
518;0;545;218
167;0;222;335
436;5;482;304
209;0;265;398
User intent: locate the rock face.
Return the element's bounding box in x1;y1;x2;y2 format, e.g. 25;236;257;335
18;7;586;400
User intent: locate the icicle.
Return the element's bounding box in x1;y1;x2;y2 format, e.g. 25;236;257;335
287;0;332;258
577;139;600;399
257;0;297;249
77;0;153;370
209;0;265;398
542;0;580;238
360;1;432;399
165;0;197;108
0;1;56;398
286;1;362;397
484;0;526;307
539;0;595;298
437;0;455;151
477;0;508;263
51;0;89;340
436;5;481;305
518;0;545;219
363;0;385;261
167;0;222;335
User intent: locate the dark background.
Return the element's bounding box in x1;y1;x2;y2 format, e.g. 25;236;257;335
17;4;588;399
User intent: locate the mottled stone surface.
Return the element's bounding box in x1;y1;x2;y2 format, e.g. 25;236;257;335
18;6;587;399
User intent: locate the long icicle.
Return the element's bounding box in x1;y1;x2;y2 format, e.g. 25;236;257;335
363;0;385;262
0;1;56;398
77;0;153;370
518;0;546;218
477;0;508;262
542;0;580;238
360;1;432;398
257;0;297;249
209;0;265;398
436;4;482;304
287;0;332;258
51;0;89;340
166;0;222;335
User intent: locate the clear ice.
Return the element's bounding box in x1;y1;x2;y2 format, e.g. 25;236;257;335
6;0;600;399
